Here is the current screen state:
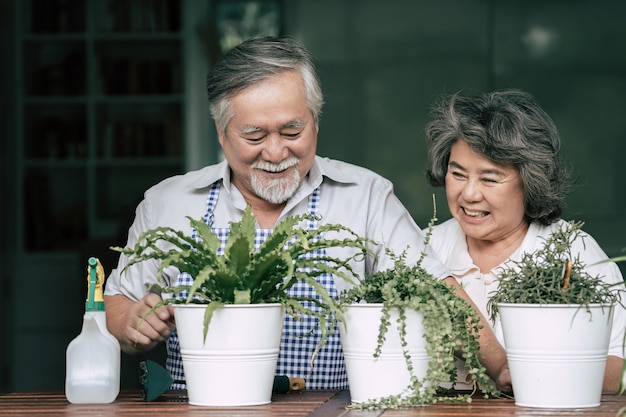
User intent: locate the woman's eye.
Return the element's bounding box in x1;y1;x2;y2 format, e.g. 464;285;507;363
451;171;466;180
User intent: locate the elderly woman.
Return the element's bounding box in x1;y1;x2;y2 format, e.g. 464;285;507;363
425;89;626;392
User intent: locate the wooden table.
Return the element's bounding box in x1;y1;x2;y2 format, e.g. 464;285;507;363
1;390;625;416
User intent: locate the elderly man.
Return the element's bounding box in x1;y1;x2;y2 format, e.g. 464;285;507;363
104;36;510;392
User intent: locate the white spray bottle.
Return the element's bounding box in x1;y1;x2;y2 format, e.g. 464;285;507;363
65;257;120;404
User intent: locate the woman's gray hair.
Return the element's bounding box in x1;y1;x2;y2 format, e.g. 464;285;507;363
206;36;324;134
425;89;574;225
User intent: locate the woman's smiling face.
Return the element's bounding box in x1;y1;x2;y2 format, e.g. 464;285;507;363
445;139;528;244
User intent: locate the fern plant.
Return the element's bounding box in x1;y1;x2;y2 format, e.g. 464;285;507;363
339;197;499;408
111;205;373;348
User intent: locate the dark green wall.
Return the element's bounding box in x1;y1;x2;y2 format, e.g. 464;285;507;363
286;0;626;265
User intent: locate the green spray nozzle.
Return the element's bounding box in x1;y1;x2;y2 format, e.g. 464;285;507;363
86;257;105;311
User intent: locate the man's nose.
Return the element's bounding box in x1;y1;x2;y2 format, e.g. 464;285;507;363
262;135;289;162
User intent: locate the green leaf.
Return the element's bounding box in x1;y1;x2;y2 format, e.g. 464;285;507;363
256;215;303;258
202;301;224;343
224;233;252;277
187;216;221;255
245;251;294;302
225;205;255;254
234;289;251;304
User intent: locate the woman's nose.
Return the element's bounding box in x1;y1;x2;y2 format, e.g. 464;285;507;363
461;179;482;201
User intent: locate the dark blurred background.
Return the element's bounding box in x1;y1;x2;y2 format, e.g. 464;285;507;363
1;0;625;391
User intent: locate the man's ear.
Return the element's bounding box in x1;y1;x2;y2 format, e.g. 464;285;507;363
215;122;225;147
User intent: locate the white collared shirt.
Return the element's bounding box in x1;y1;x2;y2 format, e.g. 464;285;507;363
105;155;450;299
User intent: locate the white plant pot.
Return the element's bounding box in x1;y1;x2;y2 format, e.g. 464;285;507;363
173;303;285;406
498;303;613;408
339;304;430;404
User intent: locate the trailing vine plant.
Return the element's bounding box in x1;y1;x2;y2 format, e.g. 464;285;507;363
339;196;500;409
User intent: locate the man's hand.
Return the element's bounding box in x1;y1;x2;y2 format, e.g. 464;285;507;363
104;293;176;354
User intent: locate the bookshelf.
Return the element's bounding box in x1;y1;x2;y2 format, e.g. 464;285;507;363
9;0;214;390
18;0;186;253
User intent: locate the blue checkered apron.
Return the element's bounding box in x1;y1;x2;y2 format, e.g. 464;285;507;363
166;181;347;390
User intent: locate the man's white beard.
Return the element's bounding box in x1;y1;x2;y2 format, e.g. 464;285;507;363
251;159;300;204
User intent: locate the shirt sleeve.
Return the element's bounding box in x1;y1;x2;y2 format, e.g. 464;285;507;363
367;180;450;281
103;193;172;301
576;233;626;358
604;262;626;358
